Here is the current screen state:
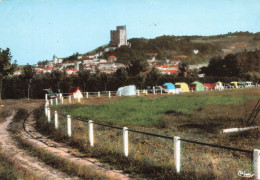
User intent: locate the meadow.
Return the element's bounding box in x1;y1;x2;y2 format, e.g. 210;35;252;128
43;87;260;179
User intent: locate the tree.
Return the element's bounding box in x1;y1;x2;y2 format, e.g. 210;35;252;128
21;64;36;102
0;48;17;105
127;57;148;76
77;69;90;92
100;73;111;91
146;67;161;86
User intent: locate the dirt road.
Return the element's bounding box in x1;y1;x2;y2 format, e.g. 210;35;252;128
0;99;132;180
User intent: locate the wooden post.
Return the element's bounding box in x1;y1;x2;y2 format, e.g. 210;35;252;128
123;127;129;157
153;88;155;95
67;115;72;137
254;149;260;180
88;120;94;147
174;136;181;173
47;108;51;122
54;111;58;129
161;89;162;94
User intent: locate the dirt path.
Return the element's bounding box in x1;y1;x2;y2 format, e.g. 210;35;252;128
0;112;79;180
22;110;132;179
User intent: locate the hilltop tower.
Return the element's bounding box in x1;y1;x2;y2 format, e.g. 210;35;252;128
110;25;128;47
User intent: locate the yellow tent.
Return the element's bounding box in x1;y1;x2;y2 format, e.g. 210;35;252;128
231;81;238;88
175;82;190;93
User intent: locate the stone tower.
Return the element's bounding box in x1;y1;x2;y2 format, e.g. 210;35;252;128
110;25;128;47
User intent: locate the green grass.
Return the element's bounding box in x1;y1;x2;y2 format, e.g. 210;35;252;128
53;95;255;127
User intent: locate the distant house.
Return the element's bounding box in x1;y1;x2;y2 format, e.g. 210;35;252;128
99;62;116;70
65;69;77;75
13;71;22;76
108;55;117;62
69;87;83;99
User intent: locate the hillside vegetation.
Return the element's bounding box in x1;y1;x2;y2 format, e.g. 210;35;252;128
103;31;260;65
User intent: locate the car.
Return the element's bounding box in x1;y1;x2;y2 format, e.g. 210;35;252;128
146;86;167;93
43;89;60;99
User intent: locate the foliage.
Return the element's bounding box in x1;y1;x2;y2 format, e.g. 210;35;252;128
0;48;17;101
21;64;36;101
202;49;260;77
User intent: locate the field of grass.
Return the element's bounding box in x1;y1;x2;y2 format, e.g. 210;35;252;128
53;88;259;128
41;88;260;179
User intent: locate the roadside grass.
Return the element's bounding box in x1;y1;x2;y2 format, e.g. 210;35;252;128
14;134;108;180
36;107;255;179
0;153;21;180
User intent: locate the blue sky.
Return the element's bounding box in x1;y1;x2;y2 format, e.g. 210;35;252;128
0;0;259;65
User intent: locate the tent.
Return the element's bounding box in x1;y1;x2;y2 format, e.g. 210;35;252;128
116;85;136;96
215;81;224;90
203;83;216;90
69;87;83;99
230;81;238;88
190;81;205;91
175;82;190;93
162;83;176;94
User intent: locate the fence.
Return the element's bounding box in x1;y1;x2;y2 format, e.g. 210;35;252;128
44;94;260;179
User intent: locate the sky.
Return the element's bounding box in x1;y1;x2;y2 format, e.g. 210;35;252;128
0;0;259;65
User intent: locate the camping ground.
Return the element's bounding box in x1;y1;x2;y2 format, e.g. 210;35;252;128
43;87;260;179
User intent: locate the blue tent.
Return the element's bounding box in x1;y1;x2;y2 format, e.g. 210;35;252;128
116;85;136;96
162;83;176;93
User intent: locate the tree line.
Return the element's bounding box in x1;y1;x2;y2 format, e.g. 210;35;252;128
1;48;259;100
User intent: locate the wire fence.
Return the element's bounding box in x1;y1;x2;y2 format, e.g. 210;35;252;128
43;94;260;179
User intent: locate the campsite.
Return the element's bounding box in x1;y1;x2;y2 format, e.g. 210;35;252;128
42;86;260;179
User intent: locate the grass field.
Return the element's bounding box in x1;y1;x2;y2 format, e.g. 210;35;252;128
45;87;260;179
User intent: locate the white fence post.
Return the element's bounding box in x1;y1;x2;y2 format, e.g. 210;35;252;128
153;88;155;95
45;106;47;116
109;91;111;98
69;96;71;104
50;99;53;105
174;136;181;173
45;94;48;102
55;98;58;105
161;89;162;94
254;149;260;180
88;120;94;147
98;91;100;98
47;108;51;122
78;96;81;103
137;90;140;96
61;97;64;104
54;111;58;129
146;90;148;96
123;127;129;157
86;92;89;99
67;115;72;137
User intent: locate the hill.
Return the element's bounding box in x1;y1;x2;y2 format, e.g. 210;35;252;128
102;31;260;65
